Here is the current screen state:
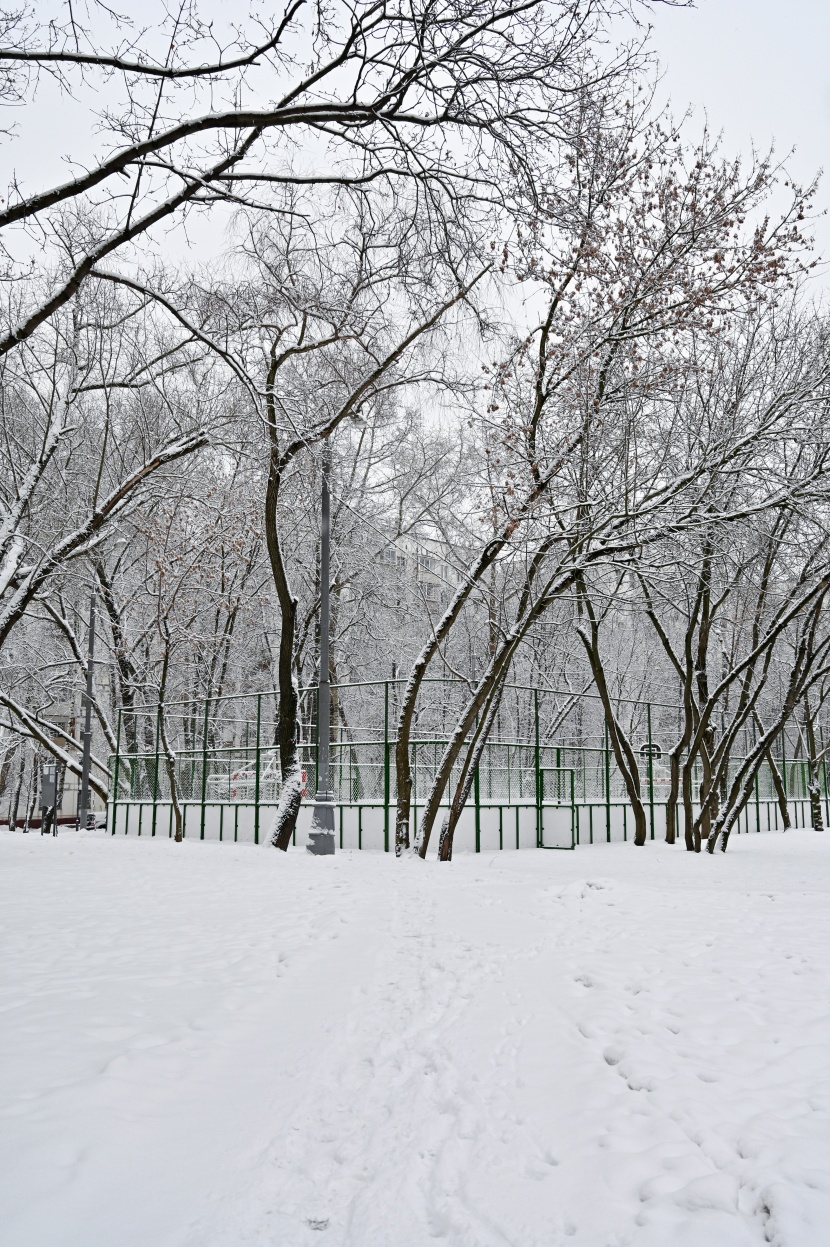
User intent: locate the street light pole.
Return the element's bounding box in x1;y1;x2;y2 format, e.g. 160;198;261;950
77;591;96;832
308;439;335;854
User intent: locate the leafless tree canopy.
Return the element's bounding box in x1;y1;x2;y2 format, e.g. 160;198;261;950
2;1;829;858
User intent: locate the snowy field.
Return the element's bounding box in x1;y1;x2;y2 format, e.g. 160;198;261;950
2;832;830;1247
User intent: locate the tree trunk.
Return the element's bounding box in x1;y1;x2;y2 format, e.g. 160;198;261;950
266;535;303;850
696;735;717;845
55;762;67;828
158;718;182;842
766;747;791;830
8;751;24;829
712;784;754;854
0;743;13;801
264;351;302;851
24;754;39;833
803;695;824;831
708;697;804;853
437;685;503;861
165;753;183;841
415;647;515;857
665;751;678;846
574;591;648;847
394;491;556;856
808;774;825;832
681;751;699;851
415;563;579;858
155;639;183;842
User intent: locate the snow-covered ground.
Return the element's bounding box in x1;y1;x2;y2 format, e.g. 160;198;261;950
2;831;830;1247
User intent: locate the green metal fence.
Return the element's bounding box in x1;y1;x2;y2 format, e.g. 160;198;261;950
107;679;828;849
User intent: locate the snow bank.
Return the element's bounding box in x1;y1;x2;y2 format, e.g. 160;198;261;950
2;830;829;1246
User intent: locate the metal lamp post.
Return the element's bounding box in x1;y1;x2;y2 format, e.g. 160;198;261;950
77;591;96;832
307;440;335;854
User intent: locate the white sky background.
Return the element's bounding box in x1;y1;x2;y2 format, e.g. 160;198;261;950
646;0;830;284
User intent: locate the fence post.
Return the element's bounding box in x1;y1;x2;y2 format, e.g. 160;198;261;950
254;694;262;845
604;719;611;842
646;702;655;841
534;689;541;848
111;708;122;835
570;769;576;848
817;723;822;828
474;762;481;852
383;681;390;853
152;706;161;838
200;697;210;840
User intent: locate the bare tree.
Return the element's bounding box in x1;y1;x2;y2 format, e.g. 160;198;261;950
395;101;817;857
0;0;641;356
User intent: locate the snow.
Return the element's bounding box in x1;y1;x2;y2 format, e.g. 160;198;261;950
2;832;830;1246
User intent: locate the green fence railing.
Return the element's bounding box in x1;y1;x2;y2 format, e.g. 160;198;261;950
107;680;828;848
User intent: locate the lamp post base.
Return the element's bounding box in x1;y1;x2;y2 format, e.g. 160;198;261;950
307;797;336;855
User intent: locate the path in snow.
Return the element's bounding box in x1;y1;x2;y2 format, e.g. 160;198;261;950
2;830;830;1246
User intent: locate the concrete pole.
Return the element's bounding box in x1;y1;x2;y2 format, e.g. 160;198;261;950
77;592;96;831
308;440;335;854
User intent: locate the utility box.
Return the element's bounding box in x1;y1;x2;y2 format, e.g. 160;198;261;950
40;764;58;811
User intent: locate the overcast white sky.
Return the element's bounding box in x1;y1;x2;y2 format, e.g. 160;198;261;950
646;0;830;279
